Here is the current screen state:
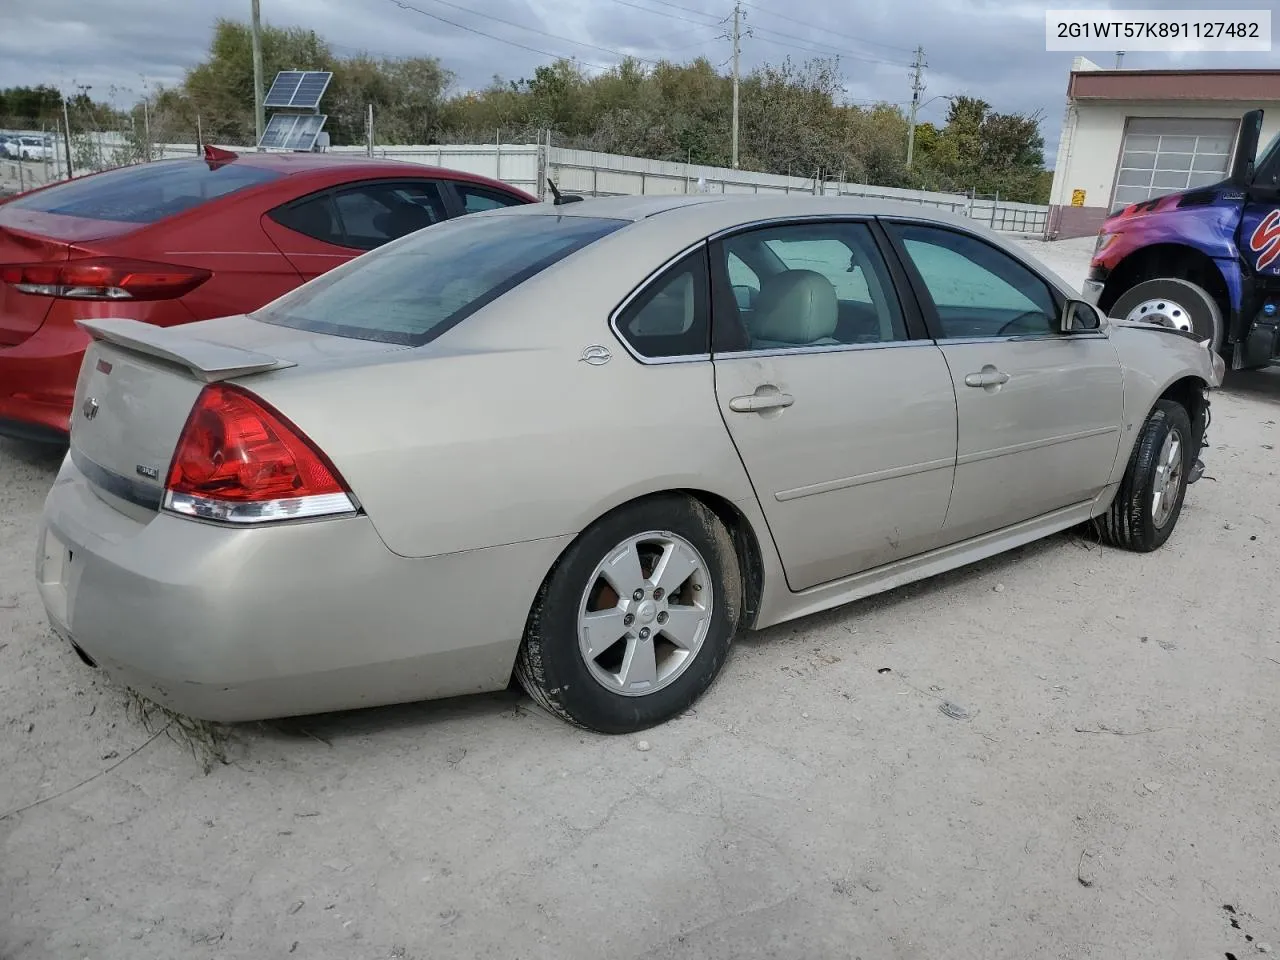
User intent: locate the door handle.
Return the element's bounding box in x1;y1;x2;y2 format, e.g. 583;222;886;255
729;391;795;413
963;369;1010;388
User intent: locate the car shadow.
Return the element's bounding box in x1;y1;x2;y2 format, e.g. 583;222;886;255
735;530;1083;651
1;437;66;473
247;684;559;746
1221;366;1280;405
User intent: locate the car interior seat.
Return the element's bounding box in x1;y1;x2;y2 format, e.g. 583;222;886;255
746;270;840;349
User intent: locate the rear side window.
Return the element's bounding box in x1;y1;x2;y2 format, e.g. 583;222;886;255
270;195;344;246
256;214;626;346
7;159;280;224
614;250;710;358
456;184;526;213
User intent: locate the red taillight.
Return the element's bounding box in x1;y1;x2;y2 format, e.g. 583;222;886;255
0;257;210;301
163;384;356;524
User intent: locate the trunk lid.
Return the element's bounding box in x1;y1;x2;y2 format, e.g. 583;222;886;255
68;316;402;514
0;206;142;345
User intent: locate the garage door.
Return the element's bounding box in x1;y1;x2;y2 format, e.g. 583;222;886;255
1111;117;1238;210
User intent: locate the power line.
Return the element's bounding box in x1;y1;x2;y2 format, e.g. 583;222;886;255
623;0;723;22
747;23;910;66
609;0;909;68
609;0;722;32
383;0;612;70
395;0;665;64
737;0;915;54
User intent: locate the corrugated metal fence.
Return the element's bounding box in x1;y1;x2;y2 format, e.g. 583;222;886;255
14;137;1048;235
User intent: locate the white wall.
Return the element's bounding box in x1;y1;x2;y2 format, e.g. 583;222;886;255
1052;99;1280;211
138;140;1053;233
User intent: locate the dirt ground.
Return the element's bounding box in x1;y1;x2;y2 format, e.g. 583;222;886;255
3;237;1279;960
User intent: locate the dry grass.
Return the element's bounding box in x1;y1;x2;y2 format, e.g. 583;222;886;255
123;689;233;775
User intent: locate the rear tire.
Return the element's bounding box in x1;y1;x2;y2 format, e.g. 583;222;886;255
515;495;741;733
1111;278;1223;352
1093;400;1193;552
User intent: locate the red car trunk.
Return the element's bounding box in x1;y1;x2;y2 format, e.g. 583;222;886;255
0;224;69;345
0;210;139;346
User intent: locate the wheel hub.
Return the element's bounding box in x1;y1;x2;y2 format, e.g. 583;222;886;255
1151;427;1184;529
576;531;713;697
1125;297;1192;332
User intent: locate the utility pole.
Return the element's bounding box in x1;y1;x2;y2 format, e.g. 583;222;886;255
61;94;74;179
730;0;742;169
906;45;926;169
1114;50;1125;68
251;0;265;147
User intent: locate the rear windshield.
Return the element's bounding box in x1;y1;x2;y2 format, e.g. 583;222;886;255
7;159;281;224
256;213;626;346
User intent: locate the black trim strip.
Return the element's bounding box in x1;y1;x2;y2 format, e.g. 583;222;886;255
70;447;163;511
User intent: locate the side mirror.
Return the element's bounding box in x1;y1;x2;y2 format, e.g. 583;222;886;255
1230;108;1264;186
1062;299;1104;333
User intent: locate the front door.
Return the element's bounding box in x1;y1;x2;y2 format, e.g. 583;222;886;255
708;220;958;591
885;221;1125;543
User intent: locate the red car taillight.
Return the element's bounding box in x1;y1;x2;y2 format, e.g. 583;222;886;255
163;383;357;524
0;257;210;301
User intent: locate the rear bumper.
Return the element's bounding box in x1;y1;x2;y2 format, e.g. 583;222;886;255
0;320;87;439
0;300;195;441
36;455;571;722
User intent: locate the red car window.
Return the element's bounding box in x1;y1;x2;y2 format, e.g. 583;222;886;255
7;159;281;224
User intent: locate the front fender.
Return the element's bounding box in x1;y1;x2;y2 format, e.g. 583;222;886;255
1104;322;1219;485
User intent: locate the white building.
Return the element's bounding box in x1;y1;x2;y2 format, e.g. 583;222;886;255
1047;58;1280;239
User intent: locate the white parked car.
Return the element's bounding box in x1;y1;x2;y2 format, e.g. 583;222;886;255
16;136;53;161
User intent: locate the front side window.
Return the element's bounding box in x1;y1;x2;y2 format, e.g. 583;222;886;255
332;181;448;249
613;250;709;358
889;224;1059;339
256;213;625;346
711;221;907;352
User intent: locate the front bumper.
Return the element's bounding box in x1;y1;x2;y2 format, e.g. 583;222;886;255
36;455;571;722
1081;279;1105;306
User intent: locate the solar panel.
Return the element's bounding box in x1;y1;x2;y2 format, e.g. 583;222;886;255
263;71;305;108
258;113;294;149
263;70;332;109
283;114;327;151
258;113;328;151
289;72;332;109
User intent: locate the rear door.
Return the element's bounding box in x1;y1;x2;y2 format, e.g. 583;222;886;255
707;219;957;591
884;220;1124;544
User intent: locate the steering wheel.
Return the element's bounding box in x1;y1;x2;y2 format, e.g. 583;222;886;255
995;311;1049;337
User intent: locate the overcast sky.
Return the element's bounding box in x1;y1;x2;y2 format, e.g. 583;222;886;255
2;0;1277;164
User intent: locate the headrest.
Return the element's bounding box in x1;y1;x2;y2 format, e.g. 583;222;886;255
748;270;838;344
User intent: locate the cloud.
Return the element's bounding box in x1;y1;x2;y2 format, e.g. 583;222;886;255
2;0;1276;165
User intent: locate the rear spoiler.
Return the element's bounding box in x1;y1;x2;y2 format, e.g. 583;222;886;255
77;318;295;382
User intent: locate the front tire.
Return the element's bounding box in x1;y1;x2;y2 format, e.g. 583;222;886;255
1093;400;1193;552
1111;278;1223;352
515;495;742;733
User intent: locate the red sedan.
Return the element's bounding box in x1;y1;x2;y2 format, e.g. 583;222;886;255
0;147;536;441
